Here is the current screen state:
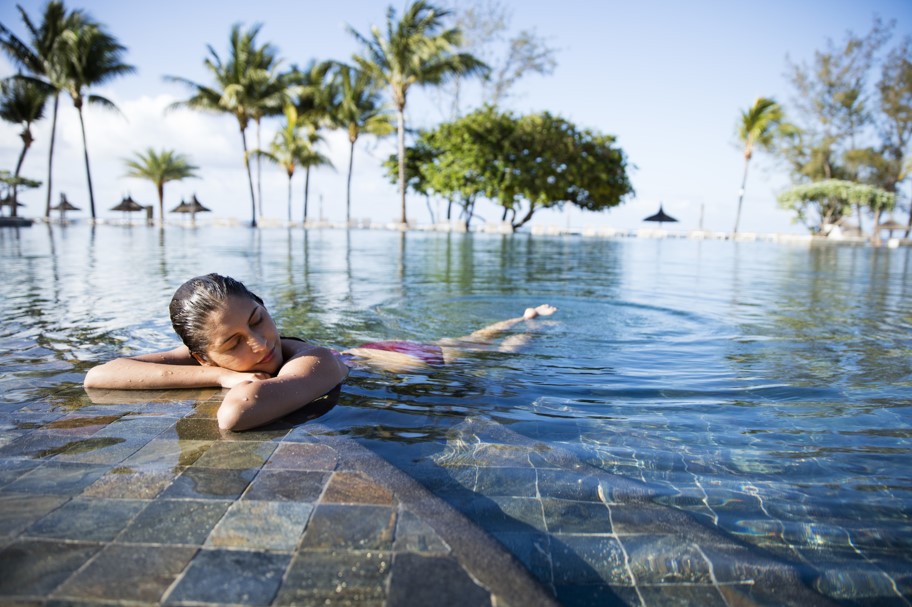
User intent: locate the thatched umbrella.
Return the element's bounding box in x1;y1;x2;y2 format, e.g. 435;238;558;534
110;194;144;222
644;204;678;227
875;217;907;239
0;196;26;217
49;193;80;222
171;194;211;225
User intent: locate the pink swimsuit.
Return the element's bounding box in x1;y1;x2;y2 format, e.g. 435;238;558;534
356;340;446;366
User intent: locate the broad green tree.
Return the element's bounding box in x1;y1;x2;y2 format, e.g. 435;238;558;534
166;24;278;227
349;1;487;224
397;107;633;231
733;97;789;234
0;76;51;216
59;20;134;220
777;179;895;233
328;63;393;223
784;19;892;230
123;148;199;225
0;1;81;217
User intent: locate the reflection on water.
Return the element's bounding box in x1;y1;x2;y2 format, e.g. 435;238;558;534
1;224;910;603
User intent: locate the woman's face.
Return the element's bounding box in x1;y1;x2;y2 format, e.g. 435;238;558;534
200;295;283;374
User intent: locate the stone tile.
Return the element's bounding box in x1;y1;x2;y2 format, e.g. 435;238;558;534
92;415;177;438
25;497;147;542
116;499;230;545
206;500;312;551
542;498;612;534
4;462;107;496
0;539;102;597
266;442;339;470
81;467;174;499
120;437;212;469
491;531;553;583
323;471;395;505
53;544;196;603
41;414;125;436
473;496;547;533
621;535;714;584
191;440;277;469
164;548;290;606
276;549;390;606
474;466;538;497
637;583;729;606
243;469;328;502
53;435;149;465
301;504;396;551
160;466;256;500
160;417;224;441
537;468;604;502
387;553;492;607
394;509;450;554
0;493;69;537
0;432;87;460
551;535;632;586
554;584;641;607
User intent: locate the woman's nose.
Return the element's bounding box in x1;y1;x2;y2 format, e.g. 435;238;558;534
249;333;268;351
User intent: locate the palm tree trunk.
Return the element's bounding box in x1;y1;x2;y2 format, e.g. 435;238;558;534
872;208;883;247
304;167;311;224
157;183;165;226
239;127;257;228
44;94;60;218
256;118;263;220
733;156;750;234
76;107;97;220
287;174;292;224
11;138;30;219
397;106;407;225
906;182;911;239
347;138;355;225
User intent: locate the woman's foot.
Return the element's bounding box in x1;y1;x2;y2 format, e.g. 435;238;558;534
523;304;558;320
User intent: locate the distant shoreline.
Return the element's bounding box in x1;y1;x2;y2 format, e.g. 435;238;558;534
7;216;910;248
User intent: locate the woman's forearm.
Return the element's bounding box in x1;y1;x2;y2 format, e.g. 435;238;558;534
83;358;226;390
217;349;349;431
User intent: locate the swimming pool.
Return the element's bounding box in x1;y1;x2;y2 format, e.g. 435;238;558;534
1;224;909;605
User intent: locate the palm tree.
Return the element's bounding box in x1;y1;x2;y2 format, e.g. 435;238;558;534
59;20;134;220
349;1;486;225
246;46;288;220
288;61;335;223
123;148;199;225
734;97;787;234
0;76;51;216
0;1;82;217
329;63;394;224
165;24;278;227
254;105;315;223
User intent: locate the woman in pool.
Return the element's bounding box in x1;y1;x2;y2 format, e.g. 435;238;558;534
84;273;556;431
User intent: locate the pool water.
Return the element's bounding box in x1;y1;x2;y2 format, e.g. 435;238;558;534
1;224;910;605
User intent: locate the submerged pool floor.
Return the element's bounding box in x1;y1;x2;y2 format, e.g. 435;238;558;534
0;387;902;606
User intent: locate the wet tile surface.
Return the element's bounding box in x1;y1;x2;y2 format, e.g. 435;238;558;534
1;393;892;607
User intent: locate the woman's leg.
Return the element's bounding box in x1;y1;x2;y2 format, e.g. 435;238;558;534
437;304;557;360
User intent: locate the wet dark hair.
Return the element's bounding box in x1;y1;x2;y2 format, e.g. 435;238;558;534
169;273;264;359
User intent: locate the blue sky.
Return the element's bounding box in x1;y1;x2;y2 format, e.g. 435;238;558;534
1;0;909;232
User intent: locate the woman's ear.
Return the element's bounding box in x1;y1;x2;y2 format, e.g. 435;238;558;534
191;352;212;366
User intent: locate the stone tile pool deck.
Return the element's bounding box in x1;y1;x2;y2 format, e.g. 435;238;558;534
0;386;875;605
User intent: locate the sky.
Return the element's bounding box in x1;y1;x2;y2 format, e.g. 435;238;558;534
1;0;910;233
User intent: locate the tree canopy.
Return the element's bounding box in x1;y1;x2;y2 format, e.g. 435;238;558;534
394;107;633;230
777;179;895;232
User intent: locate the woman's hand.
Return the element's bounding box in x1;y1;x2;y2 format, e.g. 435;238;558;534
218;370;272;389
